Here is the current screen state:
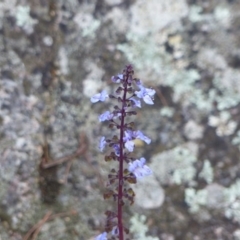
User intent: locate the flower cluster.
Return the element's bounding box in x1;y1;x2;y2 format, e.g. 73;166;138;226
91;65;155;240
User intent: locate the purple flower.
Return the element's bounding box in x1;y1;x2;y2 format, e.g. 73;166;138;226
123;130;135;152
135;83;156;105
113;144;120;156
99;111;122;122
123;130;151;152
111;74;124;83
111;226;119;236
99;111;114;122
124;130;151;144
128;158;152;179
92;66;156;239
130;97;141;108
99;137;106;152
124;130;133;142
91;90;109;103
95;232;107;240
125;140;135;152
134;130;151;144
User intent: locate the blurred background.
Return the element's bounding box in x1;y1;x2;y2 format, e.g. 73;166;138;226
1;0;240;239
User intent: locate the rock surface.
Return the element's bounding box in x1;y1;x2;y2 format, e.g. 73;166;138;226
1;0;240;239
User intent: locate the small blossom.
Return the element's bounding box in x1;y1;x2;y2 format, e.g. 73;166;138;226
99;111;114;122
124;130;151;145
130;97;141;108
124;130;133;142
99;137;106;152
113;144;120;156
124;130;151;152
99;111;122;122
135;130;151;144
111;74;124;83
95;232;107;240
128;158;152;179
125;140;135;152
135;83;156;105
123;132;135;151
111;226;119;236
91;90;109;103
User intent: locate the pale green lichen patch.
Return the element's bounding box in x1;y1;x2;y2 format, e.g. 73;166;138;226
74;12;100;38
199;160;214;184
160;107;175;117
185;188;208;213
15;5;38;34
208;111;237;137
232;130;240;151
130;214;159;240
224;180;240;223
151;143;198;185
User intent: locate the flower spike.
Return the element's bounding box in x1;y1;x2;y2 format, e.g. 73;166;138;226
90;65;155;240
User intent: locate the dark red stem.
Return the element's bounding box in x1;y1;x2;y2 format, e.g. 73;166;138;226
117;73;129;240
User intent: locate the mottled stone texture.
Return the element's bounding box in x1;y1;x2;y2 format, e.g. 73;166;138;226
1;0;240;239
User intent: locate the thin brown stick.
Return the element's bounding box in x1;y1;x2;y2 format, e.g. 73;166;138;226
23;211;52;240
23;210;77;240
31;212;52;240
41;147;85;168
41;133;87;169
60;159;74;184
48;209;77;220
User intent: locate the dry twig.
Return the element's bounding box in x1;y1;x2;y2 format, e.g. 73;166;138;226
23;210;77;240
41;133;87;169
40;133;87;183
